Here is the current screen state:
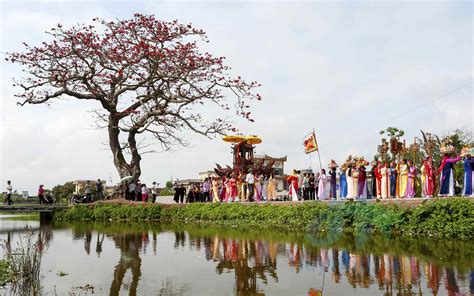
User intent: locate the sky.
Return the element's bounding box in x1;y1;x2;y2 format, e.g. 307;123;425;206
0;0;472;194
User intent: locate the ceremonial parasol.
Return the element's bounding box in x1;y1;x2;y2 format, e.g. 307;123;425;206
120;176;134;183
245;136;262;145
222;135;246;143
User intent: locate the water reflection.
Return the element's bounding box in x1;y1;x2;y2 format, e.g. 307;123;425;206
1;220;473;296
169;226;472;296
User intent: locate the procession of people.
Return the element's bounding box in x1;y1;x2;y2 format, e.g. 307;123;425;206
316;149;474;201
170;144;474;204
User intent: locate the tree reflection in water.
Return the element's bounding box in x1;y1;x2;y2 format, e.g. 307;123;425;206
66;223;473;296
109;233;143;296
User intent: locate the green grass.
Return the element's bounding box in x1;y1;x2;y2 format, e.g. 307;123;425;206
0;214;40;221
0;260;13;286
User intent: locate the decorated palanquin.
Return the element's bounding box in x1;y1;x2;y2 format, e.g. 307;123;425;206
214;135;275;177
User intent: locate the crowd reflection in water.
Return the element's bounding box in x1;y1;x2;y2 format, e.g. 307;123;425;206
174;233;473;296
72;228;472;296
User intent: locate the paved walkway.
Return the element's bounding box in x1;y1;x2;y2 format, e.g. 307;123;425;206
153;196;473;206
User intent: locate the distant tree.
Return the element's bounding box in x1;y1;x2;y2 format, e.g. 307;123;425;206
376;126;406;162
160;180;175;196
51;182;75;202
7;14;260;182
379;127;405;139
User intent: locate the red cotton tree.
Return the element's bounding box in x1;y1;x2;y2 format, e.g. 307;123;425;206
6;14;261;181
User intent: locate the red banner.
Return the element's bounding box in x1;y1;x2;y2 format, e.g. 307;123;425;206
303;132;318;154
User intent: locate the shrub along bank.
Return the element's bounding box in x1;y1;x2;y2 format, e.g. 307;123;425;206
53;198;474;239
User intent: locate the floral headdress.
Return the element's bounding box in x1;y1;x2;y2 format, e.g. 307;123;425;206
440;138;455;154
461;145;473;157
328;159;338;169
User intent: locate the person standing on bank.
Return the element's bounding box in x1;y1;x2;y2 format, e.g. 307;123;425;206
202;178;211;203
5;181;13;205
287;170;299;202
135;180;142;202
267;174;278;201
38;184;45;205
317;169;329;200
128;181;136;201
212;177;220;203
389;161;398;198
262;175;269;202
358;165;367;199
302;173;309;200
328;160;338;200
84;181;92;202
462;151;474;196
438;153;461;197
179;184;186;204
141;184;148;202
151;182;158;203
405;160;417;198
96;179;104;200
173;183;180;203
246;170;255;202
309;173;316;200
339;168;348;199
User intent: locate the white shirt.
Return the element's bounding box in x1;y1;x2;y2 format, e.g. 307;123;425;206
245;173;255;184
302;177;309;188
141;187;148;194
152;185;157;194
6;184;12;194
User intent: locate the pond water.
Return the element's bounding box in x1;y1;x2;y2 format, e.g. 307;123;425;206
0;217;472;295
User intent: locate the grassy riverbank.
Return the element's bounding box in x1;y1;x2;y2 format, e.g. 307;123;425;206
53;198;474;239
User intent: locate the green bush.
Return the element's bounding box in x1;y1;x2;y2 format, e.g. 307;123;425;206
308;198;473;239
400;197;474;239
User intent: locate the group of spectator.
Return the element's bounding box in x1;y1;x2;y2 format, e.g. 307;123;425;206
173;182;210;204
126;181;159;203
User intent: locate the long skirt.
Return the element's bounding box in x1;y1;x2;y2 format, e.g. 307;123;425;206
262;181;268;201
399;175;408;197
440;170;454;196
381;176;390;198
347;176;354;199
267;183;277;200
358;180;367;199
405;177;415;198
340;175;348;198
462;171;474;196
289;183;298;201
212;186;220;202
255;183;262;202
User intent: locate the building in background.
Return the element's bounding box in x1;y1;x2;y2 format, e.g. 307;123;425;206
72;180;106;195
198;170;217;180
253;154;287;191
174;179;202;195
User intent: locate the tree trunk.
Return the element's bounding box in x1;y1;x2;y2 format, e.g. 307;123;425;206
108;114;137;180
128;130;142;181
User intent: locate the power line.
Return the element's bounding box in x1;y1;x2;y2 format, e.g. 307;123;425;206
387;81;473;122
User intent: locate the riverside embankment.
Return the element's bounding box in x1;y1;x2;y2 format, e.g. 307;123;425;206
52;197;474;239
